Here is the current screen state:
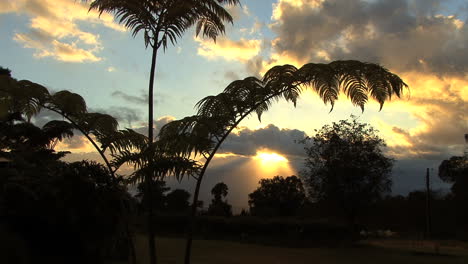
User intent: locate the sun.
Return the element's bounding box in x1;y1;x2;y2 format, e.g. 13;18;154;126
254;150;288;164
251;149;294;178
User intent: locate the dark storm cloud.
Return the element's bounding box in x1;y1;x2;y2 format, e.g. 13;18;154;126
271;0;468;75
220;124;308;157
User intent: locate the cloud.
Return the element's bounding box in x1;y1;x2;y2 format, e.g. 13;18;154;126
60;135;88;150
224;70;241;81
31;108;64;128
2;0;125;62
111;89;167;106
263;0;468;163
133;115;177;138
107;66;116;72
270;0;468;75
370;72;468;160
91;106;142;127
195;36;262;62
163;151;302;210
55;134;97;154
112;90;147;105
224;3;251;22
220;124;308;157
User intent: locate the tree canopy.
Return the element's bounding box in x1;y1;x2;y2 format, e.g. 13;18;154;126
207;182;232;217
248;175;307;217
0;115;134;263
166;189;191;213
300;116;393;225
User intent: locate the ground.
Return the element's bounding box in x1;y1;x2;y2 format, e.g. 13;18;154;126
127;236;468;264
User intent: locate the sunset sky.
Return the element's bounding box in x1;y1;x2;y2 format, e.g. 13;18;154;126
1;0;467;209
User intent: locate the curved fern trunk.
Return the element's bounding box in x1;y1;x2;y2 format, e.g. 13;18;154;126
183;116;251;264
146;44;159;264
183;87;301;264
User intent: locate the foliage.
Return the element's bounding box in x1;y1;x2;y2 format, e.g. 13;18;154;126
438;155;468;183
300;117;393;225
0;67;199;183
83;0;241;260
86;0;240;48
0;66;11;76
158;61;407;164
438;154;468;237
0;69;141;263
1;119;73;153
248;176;307;217
0;155;134;263
207;182;232;217
166;189;191;213
155;60;407;262
156;60;407;217
0;69;119;174
136;180;170;212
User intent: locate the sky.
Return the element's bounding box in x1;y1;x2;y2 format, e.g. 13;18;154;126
1;0;467;210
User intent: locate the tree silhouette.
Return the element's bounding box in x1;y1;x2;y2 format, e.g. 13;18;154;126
0;111;135;263
300;116;393;228
0;69;144;263
439;155;467;183
136;180;170;212
0;114;74;163
211;182;228;200
0;66;11;76
84;2;240;261
248;176;306;217
438;153;468;237
156;60;407;262
0;71;119;177
166;189;191;213
207;182;232;217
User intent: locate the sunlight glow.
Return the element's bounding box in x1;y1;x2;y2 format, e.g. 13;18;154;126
253;149;293;177
255;151;288;164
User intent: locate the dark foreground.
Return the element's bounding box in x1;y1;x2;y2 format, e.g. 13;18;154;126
122;236;468;264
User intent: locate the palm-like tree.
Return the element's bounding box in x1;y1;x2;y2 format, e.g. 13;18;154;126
1;73;166;263
1;76;120;177
84;1;240;261
157;60;407;263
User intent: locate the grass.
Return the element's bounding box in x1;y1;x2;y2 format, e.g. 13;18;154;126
129;235;468;264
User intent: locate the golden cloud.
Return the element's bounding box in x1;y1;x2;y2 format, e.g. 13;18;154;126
366;72;468;159
260;0;467;160
55;135;97;153
195;37;261;62
2;0;125;63
272;0;324;21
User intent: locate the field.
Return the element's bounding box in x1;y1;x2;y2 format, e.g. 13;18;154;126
130;236;468;264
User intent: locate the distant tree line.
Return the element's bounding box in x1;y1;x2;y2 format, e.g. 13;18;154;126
136;181;232;217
